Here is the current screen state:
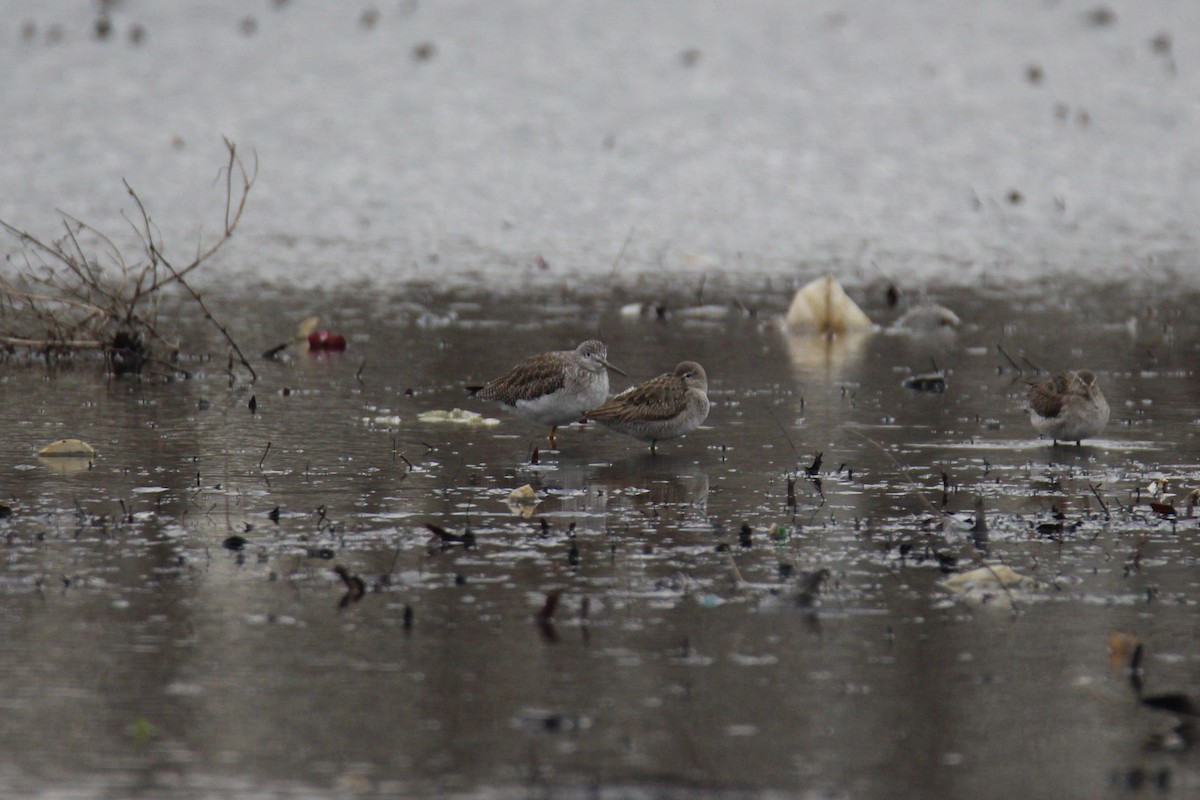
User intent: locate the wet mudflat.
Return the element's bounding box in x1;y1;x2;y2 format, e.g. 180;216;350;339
1;280;1198;799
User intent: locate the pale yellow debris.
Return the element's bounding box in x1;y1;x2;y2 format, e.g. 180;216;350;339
417;408;500;426
295;316;321;341
37;438;96;458
785;275;873;334
506;484;541;519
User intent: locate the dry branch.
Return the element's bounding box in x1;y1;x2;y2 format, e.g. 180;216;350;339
0;138;257;379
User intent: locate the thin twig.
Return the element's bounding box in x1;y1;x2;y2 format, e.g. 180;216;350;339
609;224;635;274
1088;483;1111;521
157;252;257;382
845;428;941;517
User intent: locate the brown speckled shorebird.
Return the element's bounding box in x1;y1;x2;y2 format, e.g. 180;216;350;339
471;340;625;448
586;361;710;454
1026;369;1110;446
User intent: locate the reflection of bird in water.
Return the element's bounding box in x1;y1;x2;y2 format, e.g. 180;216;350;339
471;340;625;448
586;362;710;454
592;456;711;525
1026;369;1110;445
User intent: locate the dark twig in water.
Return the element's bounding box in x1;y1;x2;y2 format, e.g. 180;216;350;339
1088;483;1111;529
356;358;366;383
996;344;1022;374
424;523;475;552
258;441;271;469
333;565;366;608
162;257;257;382
845;428;941;518
761;403;801;462
805;452;823;477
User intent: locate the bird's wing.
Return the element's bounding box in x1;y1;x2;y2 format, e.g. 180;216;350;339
588;373;685;423
475;353;568;404
1027;373;1069;418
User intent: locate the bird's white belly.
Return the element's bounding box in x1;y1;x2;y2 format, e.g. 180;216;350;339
512;380;608;427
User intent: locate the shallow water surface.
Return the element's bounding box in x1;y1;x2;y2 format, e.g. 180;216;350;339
2;0;1200;796
1;281;1198;799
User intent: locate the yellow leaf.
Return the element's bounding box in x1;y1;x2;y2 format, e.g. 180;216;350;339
295;316;321;341
506;484;540;519
37;438;96;458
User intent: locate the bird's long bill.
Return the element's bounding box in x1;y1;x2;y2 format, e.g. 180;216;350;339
601;357;628;377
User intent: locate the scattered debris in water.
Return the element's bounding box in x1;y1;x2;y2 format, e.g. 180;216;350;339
942;564;1043;608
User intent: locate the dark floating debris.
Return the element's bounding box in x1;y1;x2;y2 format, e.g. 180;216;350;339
268;506;280;523
248;395;257;414
262;342;289;359
903;372;946;393
885;283;900;308
333;565;366;607
109;330;147;376
306;548;336;560
515;708;590;734
1148;501;1176;519
222;535;247;552
424;523;476;551
402;604;414;631
738;523;753;548
804;452;823;477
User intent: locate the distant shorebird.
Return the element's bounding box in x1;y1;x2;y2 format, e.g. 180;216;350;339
586;361;710;453
1026;369;1110;445
471;340;624;448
